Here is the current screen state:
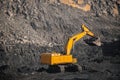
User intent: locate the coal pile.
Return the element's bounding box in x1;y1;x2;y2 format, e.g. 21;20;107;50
0;0;120;80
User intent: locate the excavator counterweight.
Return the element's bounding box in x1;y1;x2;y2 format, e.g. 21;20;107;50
40;53;76;65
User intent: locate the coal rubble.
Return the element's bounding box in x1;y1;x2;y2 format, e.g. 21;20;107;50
0;0;120;80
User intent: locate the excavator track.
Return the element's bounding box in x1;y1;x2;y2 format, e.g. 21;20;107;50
47;65;65;73
47;64;82;73
65;64;82;72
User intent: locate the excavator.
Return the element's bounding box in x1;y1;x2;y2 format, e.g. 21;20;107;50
40;24;101;72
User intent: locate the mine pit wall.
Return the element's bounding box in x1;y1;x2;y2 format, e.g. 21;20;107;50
0;0;120;73
40;0;120;16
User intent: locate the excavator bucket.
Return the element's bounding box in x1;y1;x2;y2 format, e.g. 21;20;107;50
82;24;102;46
92;37;102;46
84;37;102;46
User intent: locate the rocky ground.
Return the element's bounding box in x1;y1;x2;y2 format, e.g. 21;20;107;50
0;0;120;80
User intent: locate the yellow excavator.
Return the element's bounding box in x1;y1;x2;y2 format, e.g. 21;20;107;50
40;24;101;72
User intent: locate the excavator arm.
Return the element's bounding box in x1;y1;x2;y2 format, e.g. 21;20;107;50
65;24;96;55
